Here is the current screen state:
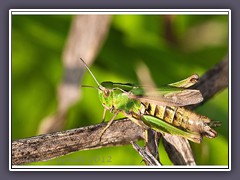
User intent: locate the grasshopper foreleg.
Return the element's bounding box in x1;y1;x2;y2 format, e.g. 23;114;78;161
101;108;107;123
99;110;119;142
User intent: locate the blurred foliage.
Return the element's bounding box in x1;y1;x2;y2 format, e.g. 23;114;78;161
12;14;229;166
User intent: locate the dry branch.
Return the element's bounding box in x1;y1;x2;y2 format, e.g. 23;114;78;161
12;57;229;165
12;119;144;165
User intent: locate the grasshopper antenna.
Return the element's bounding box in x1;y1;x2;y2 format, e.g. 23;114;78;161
81;85;98;90
80;58;102;88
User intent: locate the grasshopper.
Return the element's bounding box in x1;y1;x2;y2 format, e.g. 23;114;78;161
80;58;221;143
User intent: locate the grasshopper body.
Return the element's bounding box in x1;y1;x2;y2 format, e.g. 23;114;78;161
80;58;221;143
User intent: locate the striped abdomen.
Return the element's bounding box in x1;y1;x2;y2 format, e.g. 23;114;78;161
142;102;218;138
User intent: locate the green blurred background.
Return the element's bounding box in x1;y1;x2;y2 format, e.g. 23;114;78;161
12;14;229;166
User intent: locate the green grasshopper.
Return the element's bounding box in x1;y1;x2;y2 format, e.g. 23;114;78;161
80;58;221;143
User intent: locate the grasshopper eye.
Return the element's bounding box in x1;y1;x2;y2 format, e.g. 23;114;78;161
103;89;110;98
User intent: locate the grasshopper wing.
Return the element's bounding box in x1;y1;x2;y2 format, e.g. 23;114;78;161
129;74;203;107
168;74;199;88
129;85;203;107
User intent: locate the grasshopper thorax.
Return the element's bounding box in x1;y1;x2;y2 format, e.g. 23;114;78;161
99;81;137;113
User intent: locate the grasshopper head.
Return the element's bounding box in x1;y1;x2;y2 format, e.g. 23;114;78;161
79;58;117;110
98;85;113;110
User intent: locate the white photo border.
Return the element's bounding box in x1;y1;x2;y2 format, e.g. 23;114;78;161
9;9;231;171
